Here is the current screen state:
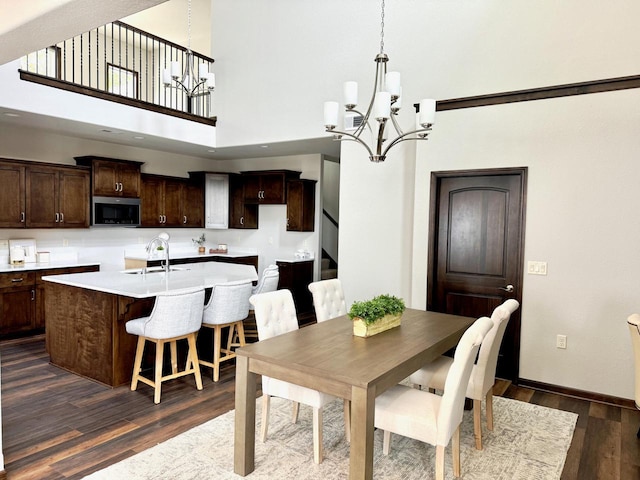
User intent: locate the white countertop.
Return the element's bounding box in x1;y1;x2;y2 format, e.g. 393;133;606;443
124;247;258;262
42;261;258;298
0;260;100;274
274;256;315;263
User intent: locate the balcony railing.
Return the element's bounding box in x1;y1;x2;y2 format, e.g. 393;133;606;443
19;21;216;126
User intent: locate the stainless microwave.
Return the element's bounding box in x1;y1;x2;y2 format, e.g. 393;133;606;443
92;196;141;226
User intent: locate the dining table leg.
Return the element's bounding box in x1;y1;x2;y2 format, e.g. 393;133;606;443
234;355;256;476
349;385;375;480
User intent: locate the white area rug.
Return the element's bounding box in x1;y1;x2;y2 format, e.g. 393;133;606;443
84;395;577;479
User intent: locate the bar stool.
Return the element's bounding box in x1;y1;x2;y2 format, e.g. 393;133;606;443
199;279;253;381
126;286;205;404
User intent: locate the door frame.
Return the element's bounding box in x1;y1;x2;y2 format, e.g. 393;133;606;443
426;167;527;381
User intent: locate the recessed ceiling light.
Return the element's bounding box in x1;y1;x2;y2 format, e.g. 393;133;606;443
208;149;216;153
3;112;20;117
260;145;269;149
133;136;144;140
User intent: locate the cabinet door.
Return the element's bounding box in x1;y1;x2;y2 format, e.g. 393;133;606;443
92;160;120;196
229;175;258;229
243;174;261;204
118;163;141;198
0;163;26;228
204;174;228;229
287;179;316;232
276;260;314;315
26;166;58;228
260;173;288;204
58;169;90;228
182;181;204;227
0;286;35;335
163;179;183;226
140;176;164;226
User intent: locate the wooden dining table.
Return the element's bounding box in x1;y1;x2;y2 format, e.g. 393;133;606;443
233;308;475;480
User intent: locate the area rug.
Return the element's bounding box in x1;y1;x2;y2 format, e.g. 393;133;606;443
84;395;577;479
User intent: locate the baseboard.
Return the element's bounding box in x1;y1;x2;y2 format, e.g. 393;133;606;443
518;378;637;410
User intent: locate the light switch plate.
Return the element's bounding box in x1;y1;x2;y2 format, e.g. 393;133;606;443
527;261;548;275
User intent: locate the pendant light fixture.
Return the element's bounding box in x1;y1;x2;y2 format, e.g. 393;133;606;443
323;0;436;163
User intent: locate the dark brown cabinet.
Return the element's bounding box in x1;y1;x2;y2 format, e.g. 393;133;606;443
0;159;90;229
26;165;90;228
75;156;142;198
0;162;26;228
276;259;314;318
141;174;204;227
0;271;36;335
229;174;258;229
242;170;301;204
287;179;316;232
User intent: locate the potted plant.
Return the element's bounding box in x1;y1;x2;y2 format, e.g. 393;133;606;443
192;233;206;253
348;294;406;337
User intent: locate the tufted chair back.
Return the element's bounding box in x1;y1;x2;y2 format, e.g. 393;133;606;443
250;289;299;341
628;314;640;410
308;279;347;323
136;286;205;339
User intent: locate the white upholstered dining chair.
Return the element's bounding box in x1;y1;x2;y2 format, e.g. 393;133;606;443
126;286;205;404
308;278;347;323
408;298;520;450
198;279;253;382
375;316;493;480
250;289;349;464
250;264;279;300
627;313;640;438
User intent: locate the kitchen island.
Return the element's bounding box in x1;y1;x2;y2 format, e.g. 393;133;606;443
43;262;258;386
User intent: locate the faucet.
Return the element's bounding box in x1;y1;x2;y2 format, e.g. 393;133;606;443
146;232;170;273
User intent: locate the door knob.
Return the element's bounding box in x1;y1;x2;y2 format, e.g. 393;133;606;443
500;284;514;293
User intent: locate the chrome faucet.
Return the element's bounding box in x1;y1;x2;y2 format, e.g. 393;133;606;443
145;232;171;273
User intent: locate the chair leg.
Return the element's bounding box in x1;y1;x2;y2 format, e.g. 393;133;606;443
212;325;222;382
292;401;300;423
343;399;351;442
312;407;323;464
473;398;483;450
486;390;494;430
187;333;203;391
261;394;270;442
154;339;165;404
435;444;445;480
130;336;146;391
237;320;246;347
452;425;461;477
170;340;178;375
382;430;391;455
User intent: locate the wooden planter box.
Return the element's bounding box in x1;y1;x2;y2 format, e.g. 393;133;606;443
352;313;402;338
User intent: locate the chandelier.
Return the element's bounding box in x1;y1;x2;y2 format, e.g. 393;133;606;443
323;0;435;163
162;0;215;113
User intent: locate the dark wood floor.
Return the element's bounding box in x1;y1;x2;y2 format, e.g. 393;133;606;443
1;336;639;479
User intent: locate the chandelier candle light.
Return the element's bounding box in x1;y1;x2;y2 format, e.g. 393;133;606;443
162;0;215;114
323;0;436;163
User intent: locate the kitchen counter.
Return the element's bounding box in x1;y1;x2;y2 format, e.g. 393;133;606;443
123;246;258;262
43;261;258;298
0;260;100;273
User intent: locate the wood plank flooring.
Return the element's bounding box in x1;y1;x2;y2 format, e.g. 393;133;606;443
1;336;639;479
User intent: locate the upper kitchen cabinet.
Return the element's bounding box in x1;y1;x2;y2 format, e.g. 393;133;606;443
242;170;301;204
229;173;258;229
204;173;229;229
75;156;143;198
0;159;90;229
0;161;26;228
140;174;203;228
286;179;317;232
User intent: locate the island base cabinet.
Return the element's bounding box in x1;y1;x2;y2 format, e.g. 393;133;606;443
45;282;154;387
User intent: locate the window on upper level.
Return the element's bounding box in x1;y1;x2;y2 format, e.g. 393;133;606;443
106;63;138;99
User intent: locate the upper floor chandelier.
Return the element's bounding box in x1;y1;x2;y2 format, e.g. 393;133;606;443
162;0;215;113
323;0;436;163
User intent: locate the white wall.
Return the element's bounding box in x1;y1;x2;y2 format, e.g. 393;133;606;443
211;0;640;400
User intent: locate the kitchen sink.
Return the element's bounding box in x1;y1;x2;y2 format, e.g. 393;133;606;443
121;266;190;275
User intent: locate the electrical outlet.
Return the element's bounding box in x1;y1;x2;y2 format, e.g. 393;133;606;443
0;239;8;249
556;334;567;349
63;239;69;247
528;261;548;275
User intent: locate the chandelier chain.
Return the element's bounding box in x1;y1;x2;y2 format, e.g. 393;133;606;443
187;0;192;51
380;0;385;54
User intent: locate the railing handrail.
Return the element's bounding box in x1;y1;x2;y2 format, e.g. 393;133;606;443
323;209;339;229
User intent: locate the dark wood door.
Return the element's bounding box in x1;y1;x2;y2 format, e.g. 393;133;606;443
117;163;141;198
58;168;90;228
140;175;164;226
181;181;204;227
26;166;58;228
0;162;26;228
428;168;526;381
163;179;183;227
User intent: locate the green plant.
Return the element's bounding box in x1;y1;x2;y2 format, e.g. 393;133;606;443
192;233;206;247
348;294;405;325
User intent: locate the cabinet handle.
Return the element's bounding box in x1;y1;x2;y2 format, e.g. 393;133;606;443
55;212;59;223
11;278;24;283
183;215;187;224
20;211;25;223
159;215;163;223
240;216;244;225
119;182;123;192
60;212;64;223
115;182;119;192
31;289;35;301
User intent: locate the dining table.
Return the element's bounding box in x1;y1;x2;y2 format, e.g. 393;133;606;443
233;307;475;480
